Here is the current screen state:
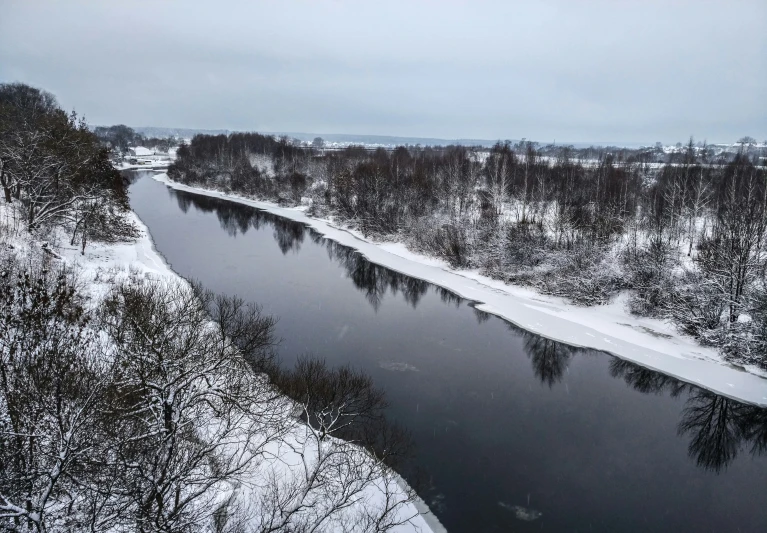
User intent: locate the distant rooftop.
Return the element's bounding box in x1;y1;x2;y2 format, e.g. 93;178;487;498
130;146;152;156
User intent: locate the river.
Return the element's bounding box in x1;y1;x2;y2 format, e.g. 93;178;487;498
128;172;767;533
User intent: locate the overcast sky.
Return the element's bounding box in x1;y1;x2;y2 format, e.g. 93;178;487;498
1;0;764;144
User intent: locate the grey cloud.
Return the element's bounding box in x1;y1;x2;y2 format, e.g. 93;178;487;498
1;0;764;144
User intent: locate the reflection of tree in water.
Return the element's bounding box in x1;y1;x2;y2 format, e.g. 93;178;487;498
168;188;305;250
504;321;582;387
472;306;491;324
608;358;688;397
170;187;434;311
173;189;192;213
219;204;253;237
272;217;305;254
517;332;766;472
437;286;462;308
347;254;389;311
394;276;430;309
522;333;578;387
323;240;430;311
740;405;767;455
611;358;767;473
168;188;259;238
678;390;742;472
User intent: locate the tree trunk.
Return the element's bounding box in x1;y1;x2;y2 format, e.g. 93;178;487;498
0;163;12;203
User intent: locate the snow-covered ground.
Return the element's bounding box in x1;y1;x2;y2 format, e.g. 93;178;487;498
148;172;767;407
117;160;171;171
41;210;443;533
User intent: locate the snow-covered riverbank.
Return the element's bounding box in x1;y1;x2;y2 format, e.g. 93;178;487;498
43;210;443;533
148;172;767;407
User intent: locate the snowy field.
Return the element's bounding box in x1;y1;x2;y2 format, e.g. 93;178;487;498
149;173;767;408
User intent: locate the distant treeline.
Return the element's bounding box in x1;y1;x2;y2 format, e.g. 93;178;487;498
93;124;179;155
169;132;767;368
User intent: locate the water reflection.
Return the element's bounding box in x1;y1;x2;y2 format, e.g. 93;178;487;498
609;358;688;397
472;306;492;324
165;187;431;310
610;358;767;472
164;185;767;475
521;331;579;388
273;218;305;254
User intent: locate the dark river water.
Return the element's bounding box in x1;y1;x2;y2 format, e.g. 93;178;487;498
128;173;767;533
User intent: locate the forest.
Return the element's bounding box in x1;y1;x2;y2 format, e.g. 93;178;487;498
168;132;767;369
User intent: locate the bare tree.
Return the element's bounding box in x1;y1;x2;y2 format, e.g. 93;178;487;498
98;279;286;533
698;155;766;323
0;259;113;533
250;357;419;533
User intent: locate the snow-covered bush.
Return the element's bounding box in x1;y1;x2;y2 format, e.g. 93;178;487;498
721;285;767;369
408;216;470;268
665;269;726;342
0;251;108;532
502;220;549;270
538;244;624;305
623;237;678;317
306;179;331;217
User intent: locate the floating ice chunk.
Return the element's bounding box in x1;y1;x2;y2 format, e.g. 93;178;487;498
498;502;543;521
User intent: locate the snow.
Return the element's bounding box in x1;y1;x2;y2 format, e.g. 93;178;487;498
47;207;443;533
62;212;173;277
130;146;153;157
149;172;767;408
118;160;171;170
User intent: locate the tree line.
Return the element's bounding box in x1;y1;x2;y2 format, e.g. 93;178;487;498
168;133;767;368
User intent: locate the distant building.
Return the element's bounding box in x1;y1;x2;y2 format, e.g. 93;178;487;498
128;146;154;157
125;145;173;167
